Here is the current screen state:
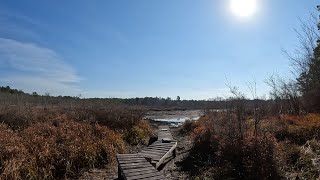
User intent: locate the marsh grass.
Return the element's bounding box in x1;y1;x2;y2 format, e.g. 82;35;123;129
0;93;152;179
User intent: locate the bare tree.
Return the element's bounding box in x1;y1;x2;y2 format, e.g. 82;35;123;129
247;79;262;137
265;74;301;115
225;80;246;141
283;13;319;79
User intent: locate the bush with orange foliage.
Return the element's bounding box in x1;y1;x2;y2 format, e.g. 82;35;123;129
0;116;126;179
0;92;153;179
274;114;320;145
180;112;279;179
262;113;320;179
0;112;133;179
0;102;153;179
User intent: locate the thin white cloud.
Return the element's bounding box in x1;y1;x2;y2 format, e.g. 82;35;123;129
0;38;81;95
0;8;39;26
0;7;42;41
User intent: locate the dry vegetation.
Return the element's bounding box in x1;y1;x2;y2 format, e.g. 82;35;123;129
179;110;320;179
271;114;320;179
0;93;152;179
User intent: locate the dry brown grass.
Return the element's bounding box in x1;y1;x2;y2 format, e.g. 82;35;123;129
262;114;320;179
0;103;152;179
261;114;320;145
0;116;127;179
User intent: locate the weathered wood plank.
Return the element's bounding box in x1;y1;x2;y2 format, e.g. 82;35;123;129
138;153;162;160
117;154;141;158
121;163;152;169
148;145;175;149
117;153;166;179
151;140;176;144
120;162;149;167
117;158;145;162
144;147;172;151
147;144;175;150
118;158;146;164
140;152;166;158
158;128;173;139
121;165;154;171
141;149;168;155
117;156;144;159
139;125;178;170
117;156;145;160
126;170;162;177
116;124;177;179
155;141;177;169
126;171;163;180
148;143;175;147
148;142;176;147
122;167;154;174
141;175;166;180
156;142;178;169
125;169;159;177
142;148;171;153
140;152;167;158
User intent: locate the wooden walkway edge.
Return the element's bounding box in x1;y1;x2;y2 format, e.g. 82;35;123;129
116;125;177;180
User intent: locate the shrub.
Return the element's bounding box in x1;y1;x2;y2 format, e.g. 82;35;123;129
0;106;56;130
0;124;28;179
0;118;126;179
124;120;152;145
274;114;320;145
179;119;197;135
0;91;154;179
180;112;280;179
86;107;144;130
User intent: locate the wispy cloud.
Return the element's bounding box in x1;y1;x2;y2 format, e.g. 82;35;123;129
0;7;42;42
0;38;81;95
0;7;38;26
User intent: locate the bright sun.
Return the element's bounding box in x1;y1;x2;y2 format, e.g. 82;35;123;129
230;0;257;18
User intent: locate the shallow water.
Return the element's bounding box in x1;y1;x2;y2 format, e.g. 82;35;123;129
145;110;203;125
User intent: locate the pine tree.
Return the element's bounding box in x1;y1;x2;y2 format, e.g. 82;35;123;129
297;5;320;111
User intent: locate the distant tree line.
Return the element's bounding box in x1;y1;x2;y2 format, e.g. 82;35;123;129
0;86;25;95
0;85;274;110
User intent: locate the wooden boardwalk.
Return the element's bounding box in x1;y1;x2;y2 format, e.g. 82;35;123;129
116;125;177;179
157;125;174;140
116;154;166;180
140;125;177;169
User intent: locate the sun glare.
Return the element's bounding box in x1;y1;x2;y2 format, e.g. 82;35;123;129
230;0;257;18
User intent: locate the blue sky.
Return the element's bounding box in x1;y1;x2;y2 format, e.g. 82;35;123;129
0;0;318;99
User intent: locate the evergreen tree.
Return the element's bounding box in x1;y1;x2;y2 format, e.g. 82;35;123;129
297;6;320;111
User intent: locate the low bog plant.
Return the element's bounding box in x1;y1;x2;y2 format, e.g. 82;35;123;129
274;114;320;145
0;102;153;179
0;117;126;179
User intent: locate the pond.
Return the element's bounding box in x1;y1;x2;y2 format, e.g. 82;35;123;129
145;110;203;126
